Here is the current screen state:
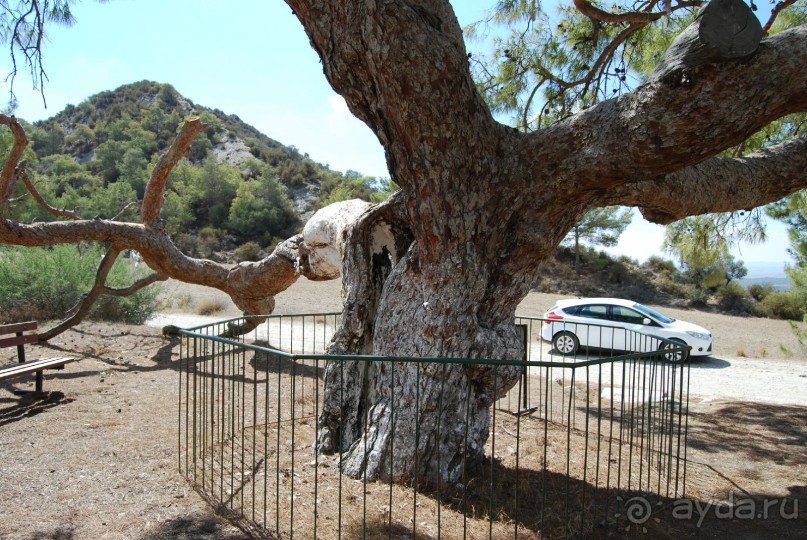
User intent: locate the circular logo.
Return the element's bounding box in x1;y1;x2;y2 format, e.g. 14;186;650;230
626;496;653;524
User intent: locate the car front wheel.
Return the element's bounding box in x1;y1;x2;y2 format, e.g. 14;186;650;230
660;338;689;362
553;331;580;356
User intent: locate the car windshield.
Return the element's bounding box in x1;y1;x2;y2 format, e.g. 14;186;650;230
632;303;675;323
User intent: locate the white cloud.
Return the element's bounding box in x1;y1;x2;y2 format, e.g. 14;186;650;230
328;95;350;116
602;212;667;263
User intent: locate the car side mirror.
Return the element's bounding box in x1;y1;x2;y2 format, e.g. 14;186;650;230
642;318;652;325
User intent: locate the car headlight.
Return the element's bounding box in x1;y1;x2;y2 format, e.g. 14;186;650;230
685;331;711;341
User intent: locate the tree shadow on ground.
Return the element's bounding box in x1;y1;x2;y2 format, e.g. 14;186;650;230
27;526;75;540
399;457;805;540
686;401;807;467
250;342;323;380
137;512;248;540
582;396;806;468
0;391;75;427
345;517;438;540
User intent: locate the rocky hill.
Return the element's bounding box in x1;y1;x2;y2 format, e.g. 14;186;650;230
26;81;385;229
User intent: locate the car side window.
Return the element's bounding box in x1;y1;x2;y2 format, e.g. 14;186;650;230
578;305;608;319
610;306;646;324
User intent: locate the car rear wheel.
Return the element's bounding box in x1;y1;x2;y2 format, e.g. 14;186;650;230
660;338;689;362
553;331;579;356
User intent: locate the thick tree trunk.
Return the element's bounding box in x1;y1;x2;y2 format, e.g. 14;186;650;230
283;0;807;485
318;228;526;483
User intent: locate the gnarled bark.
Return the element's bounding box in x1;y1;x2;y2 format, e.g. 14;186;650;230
285;0;807;484
316;193;413;456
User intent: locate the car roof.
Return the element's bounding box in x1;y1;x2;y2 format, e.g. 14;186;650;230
554;297;637;308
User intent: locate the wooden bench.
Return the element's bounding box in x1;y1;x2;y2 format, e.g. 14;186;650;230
0;321;77;394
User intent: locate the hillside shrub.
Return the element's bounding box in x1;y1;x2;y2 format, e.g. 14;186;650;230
714;282;753;314
644;255;678;278
606;260;629;284
686;287;711;308
0;245;162;324
235;242;263;262
747;283;776;302
656;275;690;298
759;291;804;320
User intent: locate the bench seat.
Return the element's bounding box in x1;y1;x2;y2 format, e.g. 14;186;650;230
0;356;76;382
0;321;79;394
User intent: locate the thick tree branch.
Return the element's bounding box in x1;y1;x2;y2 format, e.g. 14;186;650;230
605;132;807;224
141;117;204;226
0;114;28;202
0;216;303;317
526;24;807;198
0;114;307;338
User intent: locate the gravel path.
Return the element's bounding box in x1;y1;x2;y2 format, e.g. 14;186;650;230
686;354;807;406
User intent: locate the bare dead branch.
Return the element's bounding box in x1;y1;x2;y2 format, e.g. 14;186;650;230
0;114;29;202
572;0;664;24
111;201;137;222
18;165;80;220
103;271;167;297
763;0;798;33
38;247;121;342
522;77;546;131
141;117;205;226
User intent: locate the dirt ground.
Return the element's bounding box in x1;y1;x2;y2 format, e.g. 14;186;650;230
1;279;805;539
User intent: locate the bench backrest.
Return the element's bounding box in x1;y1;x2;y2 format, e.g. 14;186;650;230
0;321;38;362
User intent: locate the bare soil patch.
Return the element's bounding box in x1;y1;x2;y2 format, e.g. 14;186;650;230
0;279;805;539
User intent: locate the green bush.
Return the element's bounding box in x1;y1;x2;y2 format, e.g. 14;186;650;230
234;242;263;262
644;255;678;277
714;282;753;314
606;261;629;284
657;275;690;298
686;287;711;308
0;245;162;324
759;290;804;320
747;283;776;302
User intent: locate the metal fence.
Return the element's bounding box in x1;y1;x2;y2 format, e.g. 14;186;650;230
177;314;690;539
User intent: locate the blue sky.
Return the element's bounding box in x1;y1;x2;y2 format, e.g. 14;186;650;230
5;0;792;271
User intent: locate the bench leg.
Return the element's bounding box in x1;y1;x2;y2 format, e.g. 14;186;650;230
11;370;47;397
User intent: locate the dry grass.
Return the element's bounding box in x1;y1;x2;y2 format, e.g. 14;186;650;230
174;292;194;310
197;299;228;316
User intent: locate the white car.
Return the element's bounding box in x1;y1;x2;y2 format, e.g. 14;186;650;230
541;298;712;361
